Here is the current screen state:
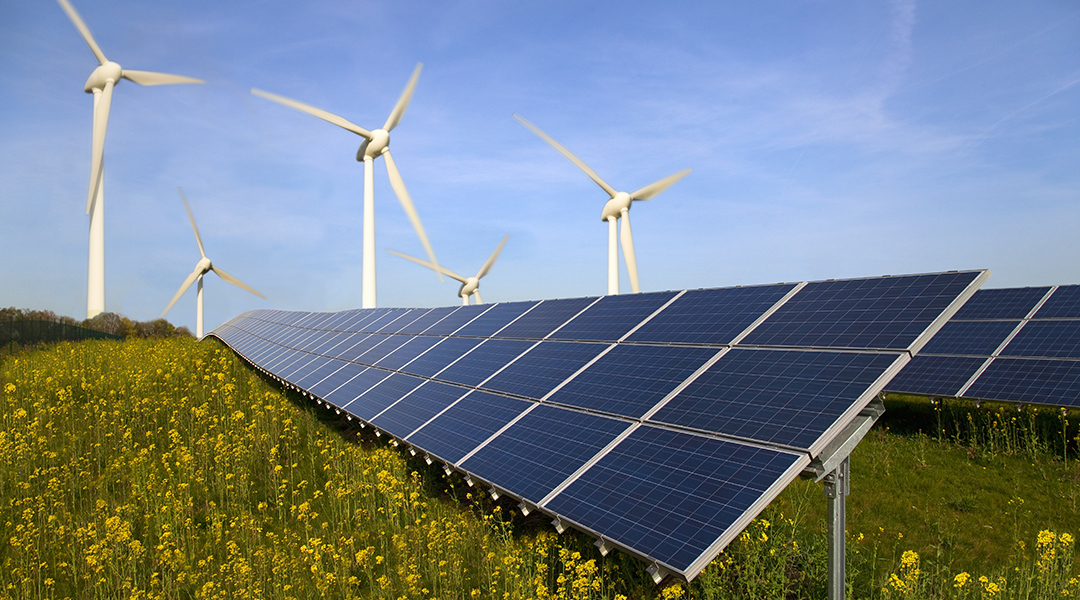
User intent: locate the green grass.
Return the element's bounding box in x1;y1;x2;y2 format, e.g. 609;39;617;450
1;339;1077;599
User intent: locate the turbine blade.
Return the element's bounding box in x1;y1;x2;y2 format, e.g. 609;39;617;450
177;187;206;258
630;168;691;201
382;148;443;281
386;249;467;283
513;113;617;198
620;212;640;293
122;70;204;86
211;265;266;298
476;234;509;279
251;88;373;139
56;0;107;65
86;80;113;214
383;62;422;132
161;269;201;317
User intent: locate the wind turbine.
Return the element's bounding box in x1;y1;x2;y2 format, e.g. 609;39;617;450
251;63;440;309
514;114;690;295
388;235;509;305
56;0;204;318
161;189;265;338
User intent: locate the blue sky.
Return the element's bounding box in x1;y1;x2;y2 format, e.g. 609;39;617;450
1;0;1078;334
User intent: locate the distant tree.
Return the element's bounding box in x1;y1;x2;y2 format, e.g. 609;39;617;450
174;326;195;338
82;312;125;336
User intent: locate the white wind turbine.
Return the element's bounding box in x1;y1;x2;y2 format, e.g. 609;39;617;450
514;114;690;295
388;235;509;305
56;0;204;318
251;63;440;309
161;189;265;338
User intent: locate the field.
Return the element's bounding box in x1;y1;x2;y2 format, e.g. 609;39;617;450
1;338;1077;599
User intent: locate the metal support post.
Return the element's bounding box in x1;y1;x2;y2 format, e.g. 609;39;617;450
824;456;850;600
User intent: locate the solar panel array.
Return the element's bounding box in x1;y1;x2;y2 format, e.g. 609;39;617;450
210;270;986;581
886;284;1080;407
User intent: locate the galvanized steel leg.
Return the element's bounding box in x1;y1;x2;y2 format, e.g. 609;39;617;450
824;456;850;600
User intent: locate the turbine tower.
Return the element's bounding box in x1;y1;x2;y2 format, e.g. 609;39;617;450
251;63;440;309
56;0;204;318
514;114;690;295
388;235;509;305
162;189;265;338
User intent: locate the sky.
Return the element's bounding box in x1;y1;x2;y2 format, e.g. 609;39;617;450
1;0;1078;334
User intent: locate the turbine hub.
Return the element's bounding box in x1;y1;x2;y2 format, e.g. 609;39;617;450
196;257;212;274
84;61;122;93
359;129;390;160
601;192;632;221
459;277;480;298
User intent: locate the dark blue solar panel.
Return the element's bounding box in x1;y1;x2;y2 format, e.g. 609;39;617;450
332;369;392;408
310;331;354;355
296;330;336;352
492;297;597;340
318;310;358;331
400;337;484;378
1034;285;1080;319
546;345;719;418
338;311;384;332
434;339;535;387
544;426;805;574
627;285;795;346
346;373;427;421
460;405;631;501
294;358;348;389
370;381;470;439
999;321;1080;359
741;272;981;350
406;391;531;463
359;309;407;333
334;334;380;362
550;292;679;342
421;305;488;335
308;362;364;397
282;354;328;380
375;336;444;370
453;301;539;337
481;341;608;399
396;307;459;334
884;355;986;397
263;347;302;372
952;287;1050;320
352;335;412;365
377;308;433;334
918;320;1018;356
965;358;1080;407
651;349;899;451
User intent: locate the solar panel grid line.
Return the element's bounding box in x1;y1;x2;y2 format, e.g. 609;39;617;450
536;296;605;340
338;371;397;410
453;403;542;466
376;309;429;334
367;379;429;423
538;422;643;507
280;353;324;380
536;343;620;402
615;290;687;342
400;388;477;444
726;281;808;346
955;356;999;397
906;270;991;354
638;348;732;422
309;361;354;393
484;301;546;338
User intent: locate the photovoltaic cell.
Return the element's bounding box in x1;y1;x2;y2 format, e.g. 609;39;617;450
651;349;899;451
396;306;460;335
375;336;444;370
998;321;1080;359
352;335;413;365
951;287;1050;320
882;355;985;397
546;344;719;418
964;358;1080;407
460;404;632;500
294;358;349;389
741;272;981;350
421;304;488;335
346;373;427;421
361;309;409;333
918;320;1018;356
434;339;535;387
550;292;678;342
1033;285;1080;319
370;381;470;439
492;297;597;340
308;362;362;398
453;301;538;337
626;285;795;346
332;368;392;407
544;426;806;574
481;341;608;400
406;391;531;463
400;337;484;378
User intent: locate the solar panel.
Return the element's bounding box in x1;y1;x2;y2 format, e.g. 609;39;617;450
887;284;1080;407
210;269;986;581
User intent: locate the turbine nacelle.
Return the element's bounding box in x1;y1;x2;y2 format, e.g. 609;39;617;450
458;277;481;299
83;61;122;93
195;256;212;275
356;129;390;161
601;192;633;221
